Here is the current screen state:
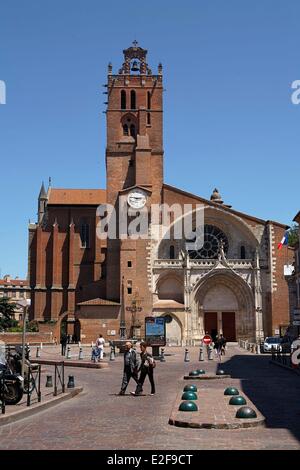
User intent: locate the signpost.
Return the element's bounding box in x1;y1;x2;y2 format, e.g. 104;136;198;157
145;317;166;358
202;334;212;345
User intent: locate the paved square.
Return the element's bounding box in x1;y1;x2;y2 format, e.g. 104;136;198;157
0;344;300;450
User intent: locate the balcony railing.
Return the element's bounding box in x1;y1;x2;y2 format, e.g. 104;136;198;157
153;259;253;269
153;259;182;268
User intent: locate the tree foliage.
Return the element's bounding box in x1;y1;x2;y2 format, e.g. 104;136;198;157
288;224;299;248
0;297;18;330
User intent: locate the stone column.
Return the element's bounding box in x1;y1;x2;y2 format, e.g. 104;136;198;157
198;304;205;338
253;249;264;342
217;311;223;335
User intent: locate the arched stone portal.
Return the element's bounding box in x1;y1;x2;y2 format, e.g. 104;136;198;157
193;270;255;341
60;315;81;343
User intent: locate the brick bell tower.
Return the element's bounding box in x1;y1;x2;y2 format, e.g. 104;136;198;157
105;42;164;335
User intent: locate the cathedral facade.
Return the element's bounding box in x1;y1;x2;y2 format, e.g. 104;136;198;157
28;43;291;344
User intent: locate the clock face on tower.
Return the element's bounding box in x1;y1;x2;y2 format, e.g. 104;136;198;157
127;189;147;209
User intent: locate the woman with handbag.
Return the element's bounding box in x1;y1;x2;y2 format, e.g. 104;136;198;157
131;341;156;396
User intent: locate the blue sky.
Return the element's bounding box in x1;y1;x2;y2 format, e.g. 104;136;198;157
0;0;299;278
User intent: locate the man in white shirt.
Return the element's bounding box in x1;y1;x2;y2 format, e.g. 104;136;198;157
96;334;105;360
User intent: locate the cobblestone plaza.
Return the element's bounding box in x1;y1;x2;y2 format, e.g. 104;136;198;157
1;344;300;450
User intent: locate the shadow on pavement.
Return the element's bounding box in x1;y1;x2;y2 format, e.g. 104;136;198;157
219;353;300;443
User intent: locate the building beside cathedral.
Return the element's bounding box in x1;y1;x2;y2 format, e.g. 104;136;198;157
28;43;292;344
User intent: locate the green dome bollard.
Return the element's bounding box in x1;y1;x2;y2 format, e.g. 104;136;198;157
236;406;257;419
224;387;239;396
189;370;200;376
229;396;247;406
183;384;197;392
179;401;198;412
196;369;205;375
181;391;198;401
216;369;226;375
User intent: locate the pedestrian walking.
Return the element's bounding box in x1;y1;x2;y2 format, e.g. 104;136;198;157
214;336;222;362
60;333;68;356
213;335;219;357
131;341;156;396
219;334;227;356
118;341;140;395
96;333;105;360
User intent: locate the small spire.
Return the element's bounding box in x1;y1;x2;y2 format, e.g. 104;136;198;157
39;181;47;199
48;176;52;188
210;188;223;204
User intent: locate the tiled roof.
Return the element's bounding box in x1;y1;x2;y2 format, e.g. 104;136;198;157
48;189;106;205
77;298;120;306
153;300;185;309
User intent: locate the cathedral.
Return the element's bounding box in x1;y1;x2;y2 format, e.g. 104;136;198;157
28;43;291;344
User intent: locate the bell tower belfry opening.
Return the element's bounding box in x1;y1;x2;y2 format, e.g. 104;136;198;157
105;42;164;303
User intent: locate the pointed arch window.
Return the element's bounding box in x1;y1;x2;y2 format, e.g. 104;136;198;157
147;91;151;109
241;246;246;259
121;90;126;109
80;223;90;249
130;90;136;109
170;245;175;259
123;124;129;136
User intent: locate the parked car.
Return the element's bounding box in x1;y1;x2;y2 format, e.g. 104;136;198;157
263;336;282;353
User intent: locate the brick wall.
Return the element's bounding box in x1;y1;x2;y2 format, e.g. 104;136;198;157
0;332;54;344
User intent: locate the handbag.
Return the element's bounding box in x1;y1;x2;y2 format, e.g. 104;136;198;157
148;356;156;368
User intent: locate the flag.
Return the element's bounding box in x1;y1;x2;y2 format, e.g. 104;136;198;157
278;231;289;250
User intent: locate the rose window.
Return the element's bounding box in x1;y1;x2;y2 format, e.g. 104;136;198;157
187;224;228;259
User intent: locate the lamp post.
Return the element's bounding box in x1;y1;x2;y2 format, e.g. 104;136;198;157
120;276;127;340
16;298;31;378
126;290;142;339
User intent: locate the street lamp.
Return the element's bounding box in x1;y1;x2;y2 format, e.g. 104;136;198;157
126;291;142;339
16;298;31;377
120;277;127;340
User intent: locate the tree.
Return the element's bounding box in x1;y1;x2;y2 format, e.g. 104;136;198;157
288;224;299;248
0;297;18;331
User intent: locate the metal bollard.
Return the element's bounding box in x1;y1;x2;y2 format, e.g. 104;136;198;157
208;345;213;360
199;346;204;361
45;375;53;387
67;375;75;388
110;346;115;361
66;346;71;359
36;346;41;358
160;348;166;362
78;347;83;360
184;348;190;362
